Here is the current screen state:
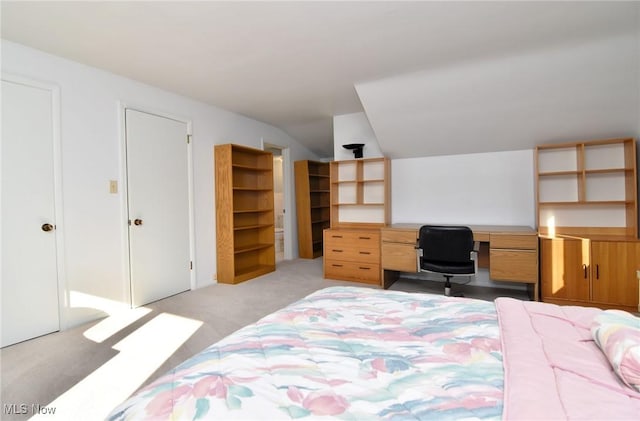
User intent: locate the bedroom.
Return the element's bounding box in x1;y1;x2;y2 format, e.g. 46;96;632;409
2;1;639;419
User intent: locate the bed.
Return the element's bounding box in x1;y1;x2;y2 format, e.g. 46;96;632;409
108;286;640;420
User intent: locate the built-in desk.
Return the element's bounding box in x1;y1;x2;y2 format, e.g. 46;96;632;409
381;224;539;300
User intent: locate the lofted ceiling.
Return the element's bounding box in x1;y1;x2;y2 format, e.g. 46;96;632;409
2;1;639;158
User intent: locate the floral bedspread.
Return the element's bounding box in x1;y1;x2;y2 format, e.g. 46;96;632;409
108;286;503;420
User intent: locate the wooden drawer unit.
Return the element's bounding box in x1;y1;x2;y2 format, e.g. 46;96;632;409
380;228;416;244
324;261;380;285
325;229;380;247
489;233;538;283
324;228;381;285
380;226;417;273
324;245;379;264
489;232;539;303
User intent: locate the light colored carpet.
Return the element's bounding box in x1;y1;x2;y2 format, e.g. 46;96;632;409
0;258;528;420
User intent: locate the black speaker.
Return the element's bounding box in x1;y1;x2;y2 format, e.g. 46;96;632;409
343;143;365;158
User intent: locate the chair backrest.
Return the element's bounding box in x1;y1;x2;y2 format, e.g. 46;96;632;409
419;225;474;264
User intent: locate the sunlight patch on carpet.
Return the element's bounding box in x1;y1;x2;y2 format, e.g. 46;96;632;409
31;313;202;421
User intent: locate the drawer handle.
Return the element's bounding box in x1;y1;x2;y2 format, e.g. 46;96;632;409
583;264;587;279
332;235;343;238
359;236;371;240
359;266;371;270
359;251;371;255
332;264;343;268
332;249;343;253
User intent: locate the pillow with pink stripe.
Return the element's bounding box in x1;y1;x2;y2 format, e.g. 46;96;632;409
591;310;640;392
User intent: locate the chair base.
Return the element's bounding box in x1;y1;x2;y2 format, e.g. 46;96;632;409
443;276;464;297
444;276;452;297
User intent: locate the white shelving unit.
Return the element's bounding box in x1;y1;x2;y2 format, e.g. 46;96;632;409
330;157;390;228
535;137;637;238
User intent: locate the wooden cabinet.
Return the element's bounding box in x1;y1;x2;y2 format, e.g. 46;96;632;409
537;137;640;311
536;138;637;238
540;236;640;312
214;144;275;284
294;160;330;258
323;228;380;285
330;157;390;228
323;157;390;284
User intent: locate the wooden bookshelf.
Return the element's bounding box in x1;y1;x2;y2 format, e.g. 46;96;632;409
294;160;330;258
215;144;275;284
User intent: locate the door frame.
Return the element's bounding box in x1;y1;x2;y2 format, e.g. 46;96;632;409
261;140;293;260
118;102;195;307
1;73;67;329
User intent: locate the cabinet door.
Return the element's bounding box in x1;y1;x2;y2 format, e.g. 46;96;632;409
540;237;590;302
591;241;640;308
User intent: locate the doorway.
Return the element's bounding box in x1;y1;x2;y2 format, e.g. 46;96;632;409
1;76;63;347
263;143;289;262
123;108;193;307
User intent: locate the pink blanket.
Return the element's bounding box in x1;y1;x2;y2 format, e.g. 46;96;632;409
496;298;640;420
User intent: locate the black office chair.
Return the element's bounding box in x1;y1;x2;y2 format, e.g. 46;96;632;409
416;225;479;297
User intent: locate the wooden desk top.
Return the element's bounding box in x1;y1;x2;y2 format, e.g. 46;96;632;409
383;223;537;242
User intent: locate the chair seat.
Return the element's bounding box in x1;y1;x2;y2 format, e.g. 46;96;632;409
421;259;475;275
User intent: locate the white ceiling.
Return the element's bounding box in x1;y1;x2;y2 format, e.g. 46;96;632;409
2;1;639;158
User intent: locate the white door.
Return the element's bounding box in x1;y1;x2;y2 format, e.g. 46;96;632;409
125;109;191;307
1;78;60;347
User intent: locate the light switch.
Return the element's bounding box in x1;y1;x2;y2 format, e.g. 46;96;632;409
109;180;118;194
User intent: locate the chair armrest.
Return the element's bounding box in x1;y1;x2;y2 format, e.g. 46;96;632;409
470;241;479;274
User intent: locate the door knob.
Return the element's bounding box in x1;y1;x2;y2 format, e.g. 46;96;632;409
133;219;143;226
41;223;54;232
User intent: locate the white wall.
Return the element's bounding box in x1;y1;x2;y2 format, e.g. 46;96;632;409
2;40;319;328
332;113;535;226
333;112;382;160
392;150;534;289
358;32;640;160
392;150;535;226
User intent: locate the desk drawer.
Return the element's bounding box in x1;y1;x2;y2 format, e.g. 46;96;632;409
324;246;379;264
490;249;537;283
490;233;538;250
380;228;417;244
324;229;380;248
381;242;417;272
324;260;380;284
